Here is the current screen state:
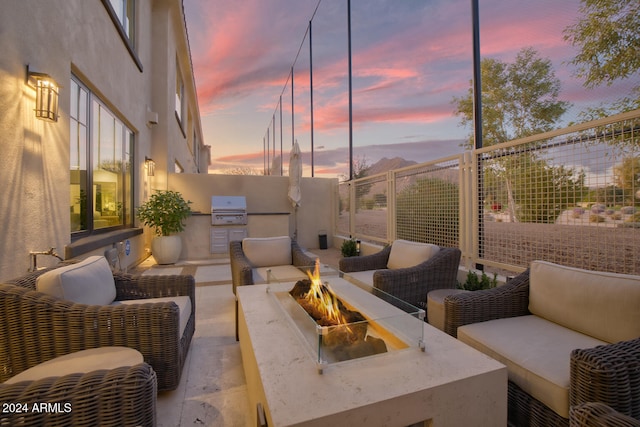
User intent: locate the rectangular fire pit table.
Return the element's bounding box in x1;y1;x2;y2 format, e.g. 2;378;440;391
238;278;507;427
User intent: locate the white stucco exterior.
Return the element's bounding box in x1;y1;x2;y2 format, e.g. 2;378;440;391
0;0;207;280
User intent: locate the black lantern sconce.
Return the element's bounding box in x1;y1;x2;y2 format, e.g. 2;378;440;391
145;156;156;177
26;65;59;122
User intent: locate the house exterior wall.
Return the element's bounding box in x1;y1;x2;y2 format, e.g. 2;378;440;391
0;0;206;281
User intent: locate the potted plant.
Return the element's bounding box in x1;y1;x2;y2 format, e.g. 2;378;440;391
137;190;192;264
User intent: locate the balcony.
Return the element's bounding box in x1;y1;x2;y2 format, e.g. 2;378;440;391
149;110;639;425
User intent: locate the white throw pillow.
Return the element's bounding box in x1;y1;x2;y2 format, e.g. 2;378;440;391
242;236;292;267
36;256;116;305
387;240;440;269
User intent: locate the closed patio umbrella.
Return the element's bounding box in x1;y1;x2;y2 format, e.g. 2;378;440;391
288;140;302;239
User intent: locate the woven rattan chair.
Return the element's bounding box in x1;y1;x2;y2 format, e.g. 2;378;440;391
1;267;195;391
0;363;157;426
230;238;316;340
444;269;640;426
339;244;461;308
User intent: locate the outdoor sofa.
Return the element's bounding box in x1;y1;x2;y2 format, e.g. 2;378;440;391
339;239;461;309
0;256;195;391
443;260;640;426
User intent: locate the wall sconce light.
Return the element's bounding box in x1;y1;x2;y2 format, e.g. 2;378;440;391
356;239;361;256
145;157;155;177
26;65;59;122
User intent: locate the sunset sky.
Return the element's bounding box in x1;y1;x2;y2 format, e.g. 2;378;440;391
183;0;633;178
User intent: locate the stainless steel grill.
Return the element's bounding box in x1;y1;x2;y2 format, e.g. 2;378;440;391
211;196;247;225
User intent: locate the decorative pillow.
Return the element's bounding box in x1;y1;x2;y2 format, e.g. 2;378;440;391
387;240;440;269
529;260;640;343
242;236;292;267
36;256;116;305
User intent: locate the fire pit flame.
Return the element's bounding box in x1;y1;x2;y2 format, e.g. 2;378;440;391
288;260;388;362
304;260;350;327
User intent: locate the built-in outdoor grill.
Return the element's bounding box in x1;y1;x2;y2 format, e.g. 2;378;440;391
211;195;247;225
210;196;248;253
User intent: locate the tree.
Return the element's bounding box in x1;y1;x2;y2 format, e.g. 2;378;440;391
453;47;570;148
453;48;575;223
564;0;640;91
613;156;640;205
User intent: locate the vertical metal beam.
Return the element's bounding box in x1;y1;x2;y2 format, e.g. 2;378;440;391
471;0;484;270
279;95;283;171
263;136;266;175
309;19;315;177
347;0;353;180
472;0;482;151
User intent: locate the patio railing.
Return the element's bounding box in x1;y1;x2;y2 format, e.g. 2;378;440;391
336;109;640;275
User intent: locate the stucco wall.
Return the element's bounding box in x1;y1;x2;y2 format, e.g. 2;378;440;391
167;174;337;259
0;1;203;280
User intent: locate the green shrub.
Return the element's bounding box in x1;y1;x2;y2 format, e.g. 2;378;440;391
458;271;498;291
589;214;605;223
341;239;358;257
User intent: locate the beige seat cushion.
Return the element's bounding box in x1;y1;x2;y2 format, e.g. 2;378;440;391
458;315;607;419
5;347;143;384
252;265;308;284
387;240;439;269
529;260;640;343
243;236;292;267
36;256;116;305
112;296;192;338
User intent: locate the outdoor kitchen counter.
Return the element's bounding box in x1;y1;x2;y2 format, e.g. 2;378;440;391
238;279;507;427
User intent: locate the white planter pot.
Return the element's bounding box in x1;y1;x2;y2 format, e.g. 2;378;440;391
151;235;182;265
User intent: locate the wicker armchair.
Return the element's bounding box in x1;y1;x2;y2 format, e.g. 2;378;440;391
1;267;195;391
229;238;315;294
339;244;462;308
444;269;640;426
230;237;315;340
0;363;157;426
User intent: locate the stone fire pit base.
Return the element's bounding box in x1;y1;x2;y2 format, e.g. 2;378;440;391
238;279;507;427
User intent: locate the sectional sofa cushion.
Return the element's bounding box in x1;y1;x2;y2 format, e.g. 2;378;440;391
242;236;292;268
458;315;607;418
386;240;440;269
36;256;116;305
529;260;640;343
5;347;143;384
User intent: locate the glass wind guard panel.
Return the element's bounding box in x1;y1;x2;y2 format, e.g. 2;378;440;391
270;279;425;373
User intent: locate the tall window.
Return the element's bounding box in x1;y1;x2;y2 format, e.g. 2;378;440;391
175;64;184;124
108;0;135;44
70;77;133;236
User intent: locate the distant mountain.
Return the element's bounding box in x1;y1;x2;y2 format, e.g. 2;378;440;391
366;157;418;176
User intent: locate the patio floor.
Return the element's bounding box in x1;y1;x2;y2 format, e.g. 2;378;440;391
132;247;342;427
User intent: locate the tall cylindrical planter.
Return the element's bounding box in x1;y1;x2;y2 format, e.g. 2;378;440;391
151;235;182;265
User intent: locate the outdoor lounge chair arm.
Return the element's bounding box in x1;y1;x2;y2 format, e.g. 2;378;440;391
114;272;195;304
339;245;391;273
229;240;254;294
0;363;157;427
569;337;640;423
292;239;317;267
570;402;640;427
443;268;531;337
373;247;461;307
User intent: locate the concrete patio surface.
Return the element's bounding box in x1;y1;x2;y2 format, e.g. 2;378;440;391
131;247;342;426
